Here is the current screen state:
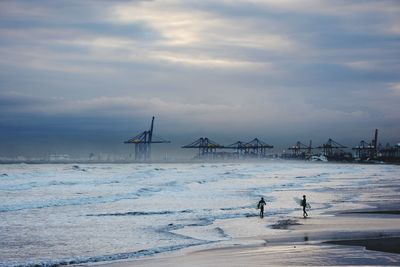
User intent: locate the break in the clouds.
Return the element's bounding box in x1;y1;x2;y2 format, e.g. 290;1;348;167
0;0;399;156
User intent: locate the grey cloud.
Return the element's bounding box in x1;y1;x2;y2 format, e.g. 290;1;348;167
0;0;399;157
0;92;63;112
1;90;398;137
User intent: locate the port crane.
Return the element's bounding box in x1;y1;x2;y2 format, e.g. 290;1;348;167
124;117;170;161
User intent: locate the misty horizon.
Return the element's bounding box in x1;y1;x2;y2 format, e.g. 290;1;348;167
0;117;396;159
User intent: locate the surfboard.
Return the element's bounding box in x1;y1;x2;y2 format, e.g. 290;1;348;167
257;203;265;209
293;197;302;206
293;197;311;209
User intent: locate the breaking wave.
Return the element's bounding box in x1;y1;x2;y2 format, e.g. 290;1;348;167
87;209;193;217
3;243;209;267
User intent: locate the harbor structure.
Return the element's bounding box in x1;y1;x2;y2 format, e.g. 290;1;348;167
181;137;224;159
316;138;352;161
285;140;313;159
124;117;170;161
352;129;379;160
182;137;273;159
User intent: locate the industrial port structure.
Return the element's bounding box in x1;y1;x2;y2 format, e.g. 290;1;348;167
282;129;399;163
125;118;399;163
182;137;273;159
124;116;170;161
352;129;379;160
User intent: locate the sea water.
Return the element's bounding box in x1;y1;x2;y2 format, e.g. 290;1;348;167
0;162;399;266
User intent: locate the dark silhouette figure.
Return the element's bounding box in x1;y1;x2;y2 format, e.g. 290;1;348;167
258;197;266;218
301;195;308;218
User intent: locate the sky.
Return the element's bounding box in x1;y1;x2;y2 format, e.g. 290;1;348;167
0;0;399;158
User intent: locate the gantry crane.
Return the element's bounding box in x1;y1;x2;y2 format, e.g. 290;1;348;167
182;137;224;158
124;117;170;161
288;140;313;158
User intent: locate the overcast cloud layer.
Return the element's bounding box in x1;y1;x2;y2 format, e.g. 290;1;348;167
0;0;399;157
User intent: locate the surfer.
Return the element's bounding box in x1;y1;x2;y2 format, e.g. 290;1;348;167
301;195;308;218
257;197;266;218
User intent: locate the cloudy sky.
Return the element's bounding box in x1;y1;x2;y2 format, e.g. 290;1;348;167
0;0;399;158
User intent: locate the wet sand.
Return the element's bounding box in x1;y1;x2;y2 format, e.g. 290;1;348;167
343;210;400;215
100;209;400;266
326;237;400;254
101;243;400;267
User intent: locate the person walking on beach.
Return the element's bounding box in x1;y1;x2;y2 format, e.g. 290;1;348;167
257;197;266;218
301;195;308;218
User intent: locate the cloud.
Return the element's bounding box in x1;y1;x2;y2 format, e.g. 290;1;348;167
236;0;400;17
388;82;400;96
1;90;396;137
0;91;239;122
0;1;52;19
342;61;377;71
110;0;298;49
0;0;399;154
100;0;300;69
0;91;54;107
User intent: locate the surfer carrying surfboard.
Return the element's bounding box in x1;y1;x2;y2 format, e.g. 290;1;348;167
301;195;308;218
257;197;266;218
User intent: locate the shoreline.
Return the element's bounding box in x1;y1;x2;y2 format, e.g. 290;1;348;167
98;208;400;266
325;236;400;255
3;163;399;267
1;159;400;165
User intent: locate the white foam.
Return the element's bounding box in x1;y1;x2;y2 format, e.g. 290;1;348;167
0;162;399;266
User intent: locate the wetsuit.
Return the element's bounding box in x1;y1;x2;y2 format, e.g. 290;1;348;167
258;199;266;218
301;198;308;217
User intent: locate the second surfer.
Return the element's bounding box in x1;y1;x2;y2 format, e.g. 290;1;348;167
301;195;308;218
258;197;266;218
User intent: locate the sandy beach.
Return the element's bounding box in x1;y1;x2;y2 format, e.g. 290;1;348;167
99;208;400;266
2;162;400;266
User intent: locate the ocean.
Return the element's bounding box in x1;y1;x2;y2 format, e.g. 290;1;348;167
0;162;399;266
